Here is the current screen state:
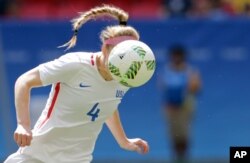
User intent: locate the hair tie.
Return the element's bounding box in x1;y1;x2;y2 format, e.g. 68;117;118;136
119;21;127;26
74;29;78;36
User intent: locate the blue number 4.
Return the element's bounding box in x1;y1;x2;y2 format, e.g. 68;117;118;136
87;103;100;121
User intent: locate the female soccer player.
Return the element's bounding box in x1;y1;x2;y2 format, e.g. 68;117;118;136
5;5;149;163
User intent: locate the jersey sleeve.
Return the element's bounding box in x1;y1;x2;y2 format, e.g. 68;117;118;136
38;53;82;86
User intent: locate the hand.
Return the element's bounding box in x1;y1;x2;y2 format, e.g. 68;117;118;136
120;138;149;154
14;124;33;147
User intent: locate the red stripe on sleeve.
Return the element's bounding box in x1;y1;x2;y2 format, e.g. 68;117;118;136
38;83;60;129
91;54;95;66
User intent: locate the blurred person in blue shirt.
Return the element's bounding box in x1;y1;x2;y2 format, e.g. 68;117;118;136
159;45;201;162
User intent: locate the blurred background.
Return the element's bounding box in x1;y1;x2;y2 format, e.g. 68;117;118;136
0;0;250;162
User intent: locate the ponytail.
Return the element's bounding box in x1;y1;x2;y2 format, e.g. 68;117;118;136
59;5;128;50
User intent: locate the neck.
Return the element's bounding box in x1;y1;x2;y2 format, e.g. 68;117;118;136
96;53;113;81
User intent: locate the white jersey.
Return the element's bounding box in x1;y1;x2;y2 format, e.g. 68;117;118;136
19;52;129;163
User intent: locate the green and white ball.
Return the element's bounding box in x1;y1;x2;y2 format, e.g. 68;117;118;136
108;40;156;87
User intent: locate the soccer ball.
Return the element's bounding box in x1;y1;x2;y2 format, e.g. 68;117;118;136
108;40;156;87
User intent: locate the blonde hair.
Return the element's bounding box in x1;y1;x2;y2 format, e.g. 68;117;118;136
100;26;139;43
59;5;139;50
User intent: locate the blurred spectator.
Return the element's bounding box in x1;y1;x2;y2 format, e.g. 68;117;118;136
1;0;250;20
231;0;250;14
0;0;19;18
207;0;235;20
191;0;235;20
159;45;201;162
221;0;236;16
0;0;9;16
163;0;193;18
243;3;250;17
189;0;211;18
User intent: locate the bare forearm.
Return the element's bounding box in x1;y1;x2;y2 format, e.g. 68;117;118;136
14;68;43;127
105;110;128;147
15;76;31;126
13;68;43;147
106;110;150;154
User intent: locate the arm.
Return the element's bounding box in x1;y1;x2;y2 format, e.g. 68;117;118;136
14;67;43;147
188;71;201;94
105;110;149;154
14;54;80;147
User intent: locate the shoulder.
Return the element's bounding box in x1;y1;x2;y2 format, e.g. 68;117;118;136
38;52;97;74
62;51;99;66
59;52;90;62
56;51;98;68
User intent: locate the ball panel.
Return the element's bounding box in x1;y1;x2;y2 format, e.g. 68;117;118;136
108;62;121;78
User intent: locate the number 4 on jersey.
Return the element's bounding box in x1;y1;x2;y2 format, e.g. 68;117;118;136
87;103;100;121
